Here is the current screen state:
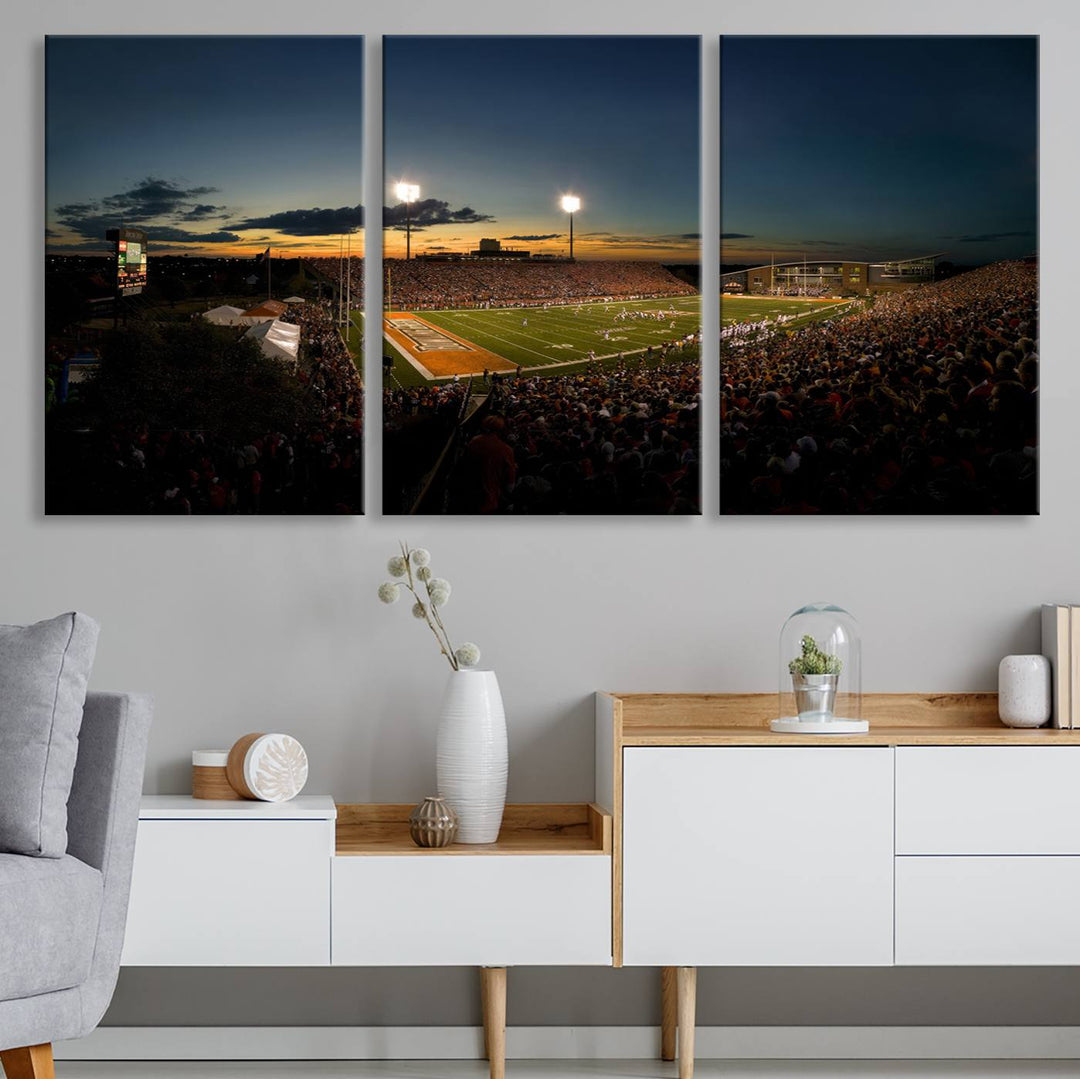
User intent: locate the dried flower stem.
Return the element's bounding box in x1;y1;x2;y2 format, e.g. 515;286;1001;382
400;541;458;670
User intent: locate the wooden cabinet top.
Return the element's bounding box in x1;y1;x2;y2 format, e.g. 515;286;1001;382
598;692;1080;746
335;803;612;856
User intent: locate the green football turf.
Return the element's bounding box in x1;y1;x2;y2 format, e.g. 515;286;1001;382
376;294;865;388
347;311;363;365
384;296;701;387
721;295;862;329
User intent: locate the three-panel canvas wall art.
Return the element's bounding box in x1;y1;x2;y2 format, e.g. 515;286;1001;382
44;35;1038;517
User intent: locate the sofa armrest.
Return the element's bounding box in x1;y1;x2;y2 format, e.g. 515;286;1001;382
66;691;153;1035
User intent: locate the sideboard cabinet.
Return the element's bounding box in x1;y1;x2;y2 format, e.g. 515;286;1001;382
598;692;1080;1079
622;746;894;967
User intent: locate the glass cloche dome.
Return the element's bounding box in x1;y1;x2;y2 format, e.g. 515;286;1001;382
773;603;866;734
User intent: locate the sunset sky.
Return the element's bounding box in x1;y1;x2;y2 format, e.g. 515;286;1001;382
722;36;1038;267
46;37;364;258
383;36;700;261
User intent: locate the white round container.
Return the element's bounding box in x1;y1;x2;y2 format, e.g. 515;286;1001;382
191;749;239;799
228;733;309;802
998;654;1052;728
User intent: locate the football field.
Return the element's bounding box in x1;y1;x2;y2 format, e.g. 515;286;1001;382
722;294;855;328
383;295;700;386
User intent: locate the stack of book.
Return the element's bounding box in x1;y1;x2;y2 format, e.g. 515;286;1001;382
1041;604;1080;727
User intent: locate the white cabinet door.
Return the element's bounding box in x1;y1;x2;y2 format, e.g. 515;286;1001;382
122;819;332;966
332;855;611;966
897;747;1080;855
896;856;1080;964
622;747;894;966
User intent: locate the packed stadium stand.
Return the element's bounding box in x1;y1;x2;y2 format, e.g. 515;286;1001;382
721;260;1037;514
384;337;701;515
385;259;698;309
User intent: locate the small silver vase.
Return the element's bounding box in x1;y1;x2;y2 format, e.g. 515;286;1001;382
792;672;838;720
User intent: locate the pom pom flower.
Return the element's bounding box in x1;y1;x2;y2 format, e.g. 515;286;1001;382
377;543;480;670
455;643;481;668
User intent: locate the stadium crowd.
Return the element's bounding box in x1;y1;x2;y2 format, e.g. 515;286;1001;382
49;299;364;515
302;257;364;310
434;337;701;514
385;259;696;309
721;260;1038;514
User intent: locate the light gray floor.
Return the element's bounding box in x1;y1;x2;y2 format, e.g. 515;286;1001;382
52;1063;1080;1079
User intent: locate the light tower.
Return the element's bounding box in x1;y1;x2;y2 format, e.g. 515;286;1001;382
395;182;420;260
560;194;581;260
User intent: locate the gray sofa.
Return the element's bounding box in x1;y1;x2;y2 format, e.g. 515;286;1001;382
0;692;152;1078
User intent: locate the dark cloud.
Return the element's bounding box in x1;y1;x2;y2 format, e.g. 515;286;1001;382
942;231;1034;243
503;233;561;242
100;177;218;220
182;204;224;220
721;232;754;239
54;176;224;242
45;228;60;238
143;226;240;243
577;231;699;248
678;233;701;240
384;198;494;230
229;205;364;236
801;239;845;246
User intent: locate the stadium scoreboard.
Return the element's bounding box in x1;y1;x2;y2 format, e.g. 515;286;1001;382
106;227;148;295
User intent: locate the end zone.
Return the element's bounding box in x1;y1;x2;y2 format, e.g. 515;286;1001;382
383;312;516;380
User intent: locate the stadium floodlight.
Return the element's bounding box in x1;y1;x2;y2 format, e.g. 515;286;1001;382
396;182;421;260
560;195;581;260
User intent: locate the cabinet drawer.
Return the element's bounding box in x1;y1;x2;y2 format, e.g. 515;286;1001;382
622;747;894;967
332;854;611;966
896;856;1080;964
122;819;332;966
896;747;1080;854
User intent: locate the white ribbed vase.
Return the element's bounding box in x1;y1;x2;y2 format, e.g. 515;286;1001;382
436;669;507;844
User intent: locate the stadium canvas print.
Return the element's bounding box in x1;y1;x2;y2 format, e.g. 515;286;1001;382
721;36;1038;515
45;37;364;514
383;36;701;515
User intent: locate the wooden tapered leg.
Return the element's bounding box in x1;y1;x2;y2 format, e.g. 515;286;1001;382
480;966;506;1079
1;1044;56;1079
480;968;491;1060
660;966;678;1061
677;967;696;1079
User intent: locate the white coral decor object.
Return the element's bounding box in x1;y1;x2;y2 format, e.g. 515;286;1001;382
245;734;309;803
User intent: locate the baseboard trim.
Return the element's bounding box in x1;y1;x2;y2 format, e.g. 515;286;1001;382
54;1026;1080;1061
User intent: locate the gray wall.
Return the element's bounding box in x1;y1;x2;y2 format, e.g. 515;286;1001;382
9;0;1079;1029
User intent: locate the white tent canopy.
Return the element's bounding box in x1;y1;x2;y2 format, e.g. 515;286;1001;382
201;305;278;327
201;305;246;326
244;318;300;364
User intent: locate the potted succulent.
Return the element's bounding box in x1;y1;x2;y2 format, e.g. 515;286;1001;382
378;543;506;844
788;634;843;721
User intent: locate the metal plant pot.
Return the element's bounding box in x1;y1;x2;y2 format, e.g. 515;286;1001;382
792;672;838;720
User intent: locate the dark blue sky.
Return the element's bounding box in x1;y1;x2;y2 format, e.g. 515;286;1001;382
384;36;700;260
722;36;1038;266
47;36;363;255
